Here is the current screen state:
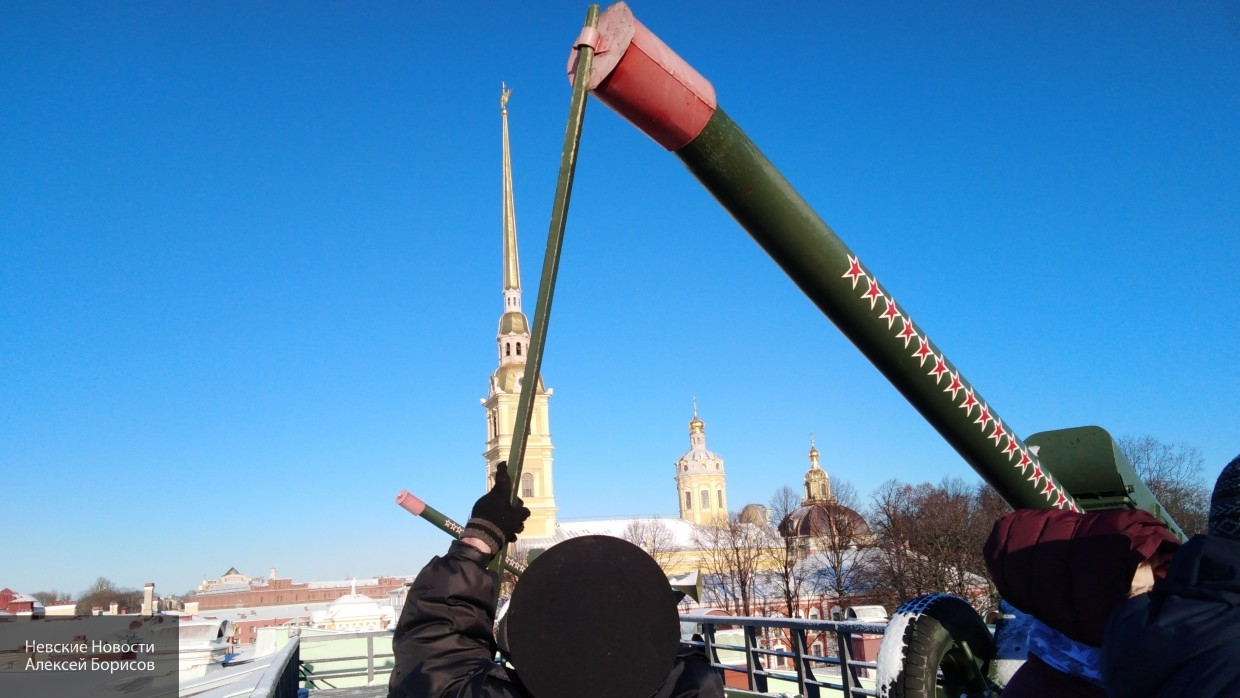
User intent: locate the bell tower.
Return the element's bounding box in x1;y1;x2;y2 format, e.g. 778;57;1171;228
481;85;557;537
674;399;728;526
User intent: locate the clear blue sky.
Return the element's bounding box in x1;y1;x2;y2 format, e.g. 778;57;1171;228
3;2;1237;598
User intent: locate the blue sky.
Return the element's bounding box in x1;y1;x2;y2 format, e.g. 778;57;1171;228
3;1;1237;598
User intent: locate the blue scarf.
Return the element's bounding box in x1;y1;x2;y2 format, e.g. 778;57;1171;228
1027;617;1104;687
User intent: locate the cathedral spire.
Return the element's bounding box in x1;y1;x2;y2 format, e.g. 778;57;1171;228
484;84;557;538
500;83;521;312
495;84;531;370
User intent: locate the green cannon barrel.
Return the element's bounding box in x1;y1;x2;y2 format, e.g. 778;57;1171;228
569;2;1180;535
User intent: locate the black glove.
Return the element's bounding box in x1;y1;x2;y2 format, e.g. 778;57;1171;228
463;462;531;554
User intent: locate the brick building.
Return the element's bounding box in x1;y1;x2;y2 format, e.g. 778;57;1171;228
188;569;412;611
0;588;44;618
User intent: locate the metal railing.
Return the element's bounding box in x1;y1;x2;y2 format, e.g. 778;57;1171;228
249;616;887;698
681;613;886;698
248;635;300;698
298;629;395;689
248;628;395;697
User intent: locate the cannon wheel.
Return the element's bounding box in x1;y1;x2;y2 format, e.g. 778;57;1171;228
876;594;995;698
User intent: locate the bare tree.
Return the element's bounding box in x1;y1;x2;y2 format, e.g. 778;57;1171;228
32;590;70;605
75;577;142;616
807;480;875;617
620;518;684;574
1120;435;1210;536
765;485;819;618
864;479;924;611
692;514;777;616
864;478;1004;612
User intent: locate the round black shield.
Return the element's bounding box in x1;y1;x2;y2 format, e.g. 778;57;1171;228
506;535;680;698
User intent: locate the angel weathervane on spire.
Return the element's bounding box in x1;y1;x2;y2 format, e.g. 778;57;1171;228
501;82;511;114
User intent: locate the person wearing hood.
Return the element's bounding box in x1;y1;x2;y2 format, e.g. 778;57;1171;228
983;507;1180;698
388;462;723;698
1102;454;1240;698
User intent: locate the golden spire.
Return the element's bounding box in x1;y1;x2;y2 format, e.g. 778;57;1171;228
689;396;704;433
501;83;520;297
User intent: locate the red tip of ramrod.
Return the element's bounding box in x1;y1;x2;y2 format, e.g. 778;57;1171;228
395;490;426;516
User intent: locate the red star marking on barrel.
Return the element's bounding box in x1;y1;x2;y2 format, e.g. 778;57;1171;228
881;298;901;328
862;277;884;309
930;357;948;383
1017;450;1032;473
960;389;978;417
975;404;993;430
1042;480;1057;499
898;319;918;347
1028;464;1044;485
1004;436;1021;459
989;421;1007;446
1056;491;1068;508
843;256;864;289
944;373;964;400
913;337;933;365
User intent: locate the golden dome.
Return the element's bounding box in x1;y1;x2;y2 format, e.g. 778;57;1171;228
498;311;529;335
689;397;704;433
492;363;545;395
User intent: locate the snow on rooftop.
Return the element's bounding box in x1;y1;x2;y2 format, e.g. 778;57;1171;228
541;516;701;549
306;577;380;589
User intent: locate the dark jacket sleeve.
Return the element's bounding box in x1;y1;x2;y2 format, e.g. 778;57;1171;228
1103;535;1240;698
388;540;527;698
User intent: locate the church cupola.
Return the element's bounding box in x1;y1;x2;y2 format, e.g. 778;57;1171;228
675;399;728;526
803;435;832;504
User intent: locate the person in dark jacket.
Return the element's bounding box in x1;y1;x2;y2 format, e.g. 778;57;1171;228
388;463;724;698
1102;454;1240;698
983;507;1180;698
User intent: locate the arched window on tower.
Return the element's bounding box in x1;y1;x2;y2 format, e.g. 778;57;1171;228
516;342;522;356
684;491;692;510
505;343;511;356
717;490;724;509
700;490;710;509
521;473;534;498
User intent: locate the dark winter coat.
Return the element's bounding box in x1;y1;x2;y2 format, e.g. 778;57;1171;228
388;540;722;698
1102;534;1240;698
984;509;1180;698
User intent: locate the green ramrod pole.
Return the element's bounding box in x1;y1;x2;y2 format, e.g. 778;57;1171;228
496;4;600;575
396;490;527;575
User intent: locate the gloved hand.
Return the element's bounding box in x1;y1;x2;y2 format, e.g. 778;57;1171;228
462;461;531;554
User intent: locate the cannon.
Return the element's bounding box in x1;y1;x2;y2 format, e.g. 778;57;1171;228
562;3;1183;695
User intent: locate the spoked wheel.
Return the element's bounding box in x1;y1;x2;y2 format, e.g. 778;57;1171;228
876;594;996;698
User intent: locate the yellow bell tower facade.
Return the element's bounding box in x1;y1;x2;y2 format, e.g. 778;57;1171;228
482;86;558;538
675;400;728;526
